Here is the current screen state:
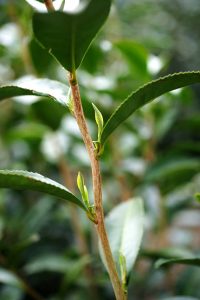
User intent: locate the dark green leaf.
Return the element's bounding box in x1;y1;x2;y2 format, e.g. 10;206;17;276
155;257;200;268
145;158;200;193
100;72;200;145
31;98;67;130
0;170;85;210
32;0;112;71
142;247;194;260
99;198;144;276
145;158;200;182
29;39;54;75
115;40;149;79
0;78;70;106
7;122;49;141
24;254;90;274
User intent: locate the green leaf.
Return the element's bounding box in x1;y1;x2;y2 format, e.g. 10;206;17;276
114;40;150;79
195;193;200;202
145;158;200;182
77;172;85;196
99;198;144;277
100;72;200;145
119;252;128;293
24;254;90;286
0;170;86;210
0;268;24;289
0;286;23;300
145;158;200;193
77;171;89;206
7;122;49;141
142;247;194;260
24;254;90;274
32;0;112;71
76;172;97;223
155;257;200;269
0;77;70;106
92;103;104;141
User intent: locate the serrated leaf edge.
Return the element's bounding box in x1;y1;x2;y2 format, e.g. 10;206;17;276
101;71;200;144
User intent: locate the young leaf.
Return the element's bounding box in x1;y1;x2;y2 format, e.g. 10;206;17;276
0;170;86;210
92;103;104;141
119;252;128;294
32;0;112;72
99;198;144;277
155;257;200;269
77;171;89;206
0;78;70;106
100;71;200;145
83;185;89;206
76;172;97;223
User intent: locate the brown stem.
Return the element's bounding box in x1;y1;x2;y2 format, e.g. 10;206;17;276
44;0;55;11
21;278;45;300
68;72;126;300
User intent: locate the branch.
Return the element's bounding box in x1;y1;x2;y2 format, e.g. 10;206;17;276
44;0;55;11
68;72;127;300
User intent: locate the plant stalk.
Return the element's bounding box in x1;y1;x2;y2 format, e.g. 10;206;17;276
44;0;55;11
68;72;127;300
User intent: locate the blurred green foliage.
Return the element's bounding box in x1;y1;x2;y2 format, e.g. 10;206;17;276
0;1;200;299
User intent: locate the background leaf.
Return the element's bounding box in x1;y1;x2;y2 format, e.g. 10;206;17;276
0;77;69;106
24;254;90;275
162;298;199;300
195;193;200;202
0;170;85;210
99;198;144;277
114;40;150;80
155;257;200;269
0;268;24;290
100;72;200;145
145;158;200;193
142;247;194;260
32;0;112;71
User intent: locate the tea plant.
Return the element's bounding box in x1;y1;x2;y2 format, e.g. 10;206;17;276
0;1;200;299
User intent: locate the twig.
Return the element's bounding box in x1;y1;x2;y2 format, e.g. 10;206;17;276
68;72;126;300
21;278;45;300
0;254;44;300
44;0;55;11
